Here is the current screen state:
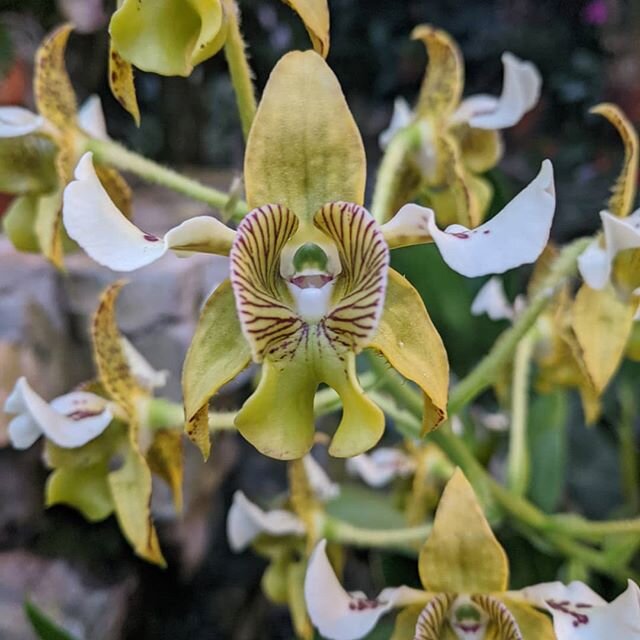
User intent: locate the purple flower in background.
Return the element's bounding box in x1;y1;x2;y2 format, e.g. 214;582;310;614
582;0;609;25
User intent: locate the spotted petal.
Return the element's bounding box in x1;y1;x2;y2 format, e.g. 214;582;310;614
226;491;306;552
63;153;236;271
34;24;78;133
453;53;541;130
0;107;44;138
305;539;429;640
390;160;555;277
412;25;464;121
516;580;640;639
109;0;226;76
4;377;112;450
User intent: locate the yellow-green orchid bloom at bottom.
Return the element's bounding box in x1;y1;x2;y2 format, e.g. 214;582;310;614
304;470;555;640
62;50;556;461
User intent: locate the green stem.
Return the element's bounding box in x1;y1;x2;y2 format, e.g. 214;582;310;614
324;516;431;550
507;329;535;496
85;136;248;221
370;125;421;224
448;237;591;415
619;381;640;512
223;0;257;140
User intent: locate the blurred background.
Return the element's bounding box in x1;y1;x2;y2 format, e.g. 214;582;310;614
0;0;639;638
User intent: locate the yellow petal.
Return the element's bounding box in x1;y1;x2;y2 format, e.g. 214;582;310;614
34;24;77;133
466;171;494;227
109;0;225;76
108;45;140;126
281;0;330;57
458;126;504;174
571;283;637;394
147;429;184;512
369;269;449;434
95;164;133;219
419;469;509;594
245;50;366;223
612;247;640;299
108;444;166;566
182;280;252;458
500;597;556;640
590;103;638;218
33;189;64;268
412;25;464;121
92;281;144;423
287;560;314;640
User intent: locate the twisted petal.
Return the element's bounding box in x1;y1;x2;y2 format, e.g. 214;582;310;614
516;580;640;639
109;0;226;76
370;270;449;433
77;95;109;140
453;53;541;130
226;491;306;552
590;103;638;218
412;25;464;120
346;447;415;488
34;24;77;132
0;107;44;137
305;539;429;640
4;377;112;450
245;51;366;222
63;153;235;271
108;45;140;125
471;277;515;321
281;0;330;57
420;469;509;594
388;160;555;276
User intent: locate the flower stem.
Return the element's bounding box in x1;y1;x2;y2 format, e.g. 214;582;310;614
507;328;535;496
84;136;248;221
223;0;257;140
324;516;431;551
619;381;640;512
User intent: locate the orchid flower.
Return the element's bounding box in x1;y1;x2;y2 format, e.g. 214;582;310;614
305;469;555;640
0;25;132;268
63;50;555;461
377;25;541;227
107;0;329;123
346;447;416;488
2;282;180;566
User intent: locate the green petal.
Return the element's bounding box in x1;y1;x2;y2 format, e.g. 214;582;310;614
412;25;464;121
244;50;366;223
46;462;114;522
235;357;317;460
182;280;252;458
590;103;637;218
419;469;509;594
0;134;59;195
109;0;225;76
3;195;40;253
281;0;330;57
369;269;449;434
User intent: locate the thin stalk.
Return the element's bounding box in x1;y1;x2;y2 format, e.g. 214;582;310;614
85;136;248;221
223;0;257;140
324;516;431;550
507;329;535;496
619;381;640;512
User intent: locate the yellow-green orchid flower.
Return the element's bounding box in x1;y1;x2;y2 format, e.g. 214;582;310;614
1;25;132;268
62;50;555;461
304;469;556;640
378;25;541;228
2;282;180;567
108;0;329;123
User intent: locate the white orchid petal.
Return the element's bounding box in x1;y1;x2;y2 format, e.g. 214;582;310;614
8;414;42;450
5;378;112;449
471;277;515;321
346;448;415;488
226;491;305;552
577;240;611;289
303;455;340;502
601;208;640;255
380;204;433;249
397;160;555;277
517;580;640;639
0;107;44;137
379;97;413;149
305;540;428;640
77;95;109;140
120;337;169;390
454;53;541;130
164;215;236;256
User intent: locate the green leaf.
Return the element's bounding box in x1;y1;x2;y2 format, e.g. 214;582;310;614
24;601;79;640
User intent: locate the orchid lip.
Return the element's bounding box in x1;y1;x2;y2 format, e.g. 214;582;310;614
289;273;334;289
